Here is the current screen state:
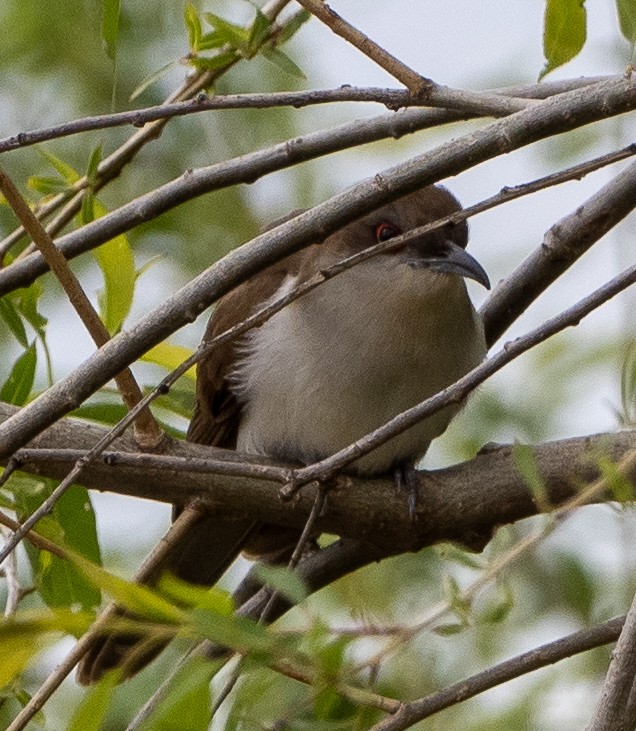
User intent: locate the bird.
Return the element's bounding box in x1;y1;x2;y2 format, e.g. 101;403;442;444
77;184;489;684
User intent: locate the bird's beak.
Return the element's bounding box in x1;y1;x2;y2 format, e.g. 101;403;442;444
412;239;490;290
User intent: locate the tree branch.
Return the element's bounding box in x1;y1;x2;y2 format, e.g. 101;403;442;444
482;157;636;345
370;617;626;731
0;400;633;552
1;77;635;461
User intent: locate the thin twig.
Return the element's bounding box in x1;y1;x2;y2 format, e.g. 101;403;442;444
295;0;434;94
3;152;636;566
0;511;67;559
0;166;162;447
0;525;21;615
0;86;529;155
5;505;204;731
0;0;293;263
587;590;636;729
285;168;636;488
14;448;290;484
369;617;626;731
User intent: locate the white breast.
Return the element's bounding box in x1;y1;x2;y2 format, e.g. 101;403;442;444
232;257;486;475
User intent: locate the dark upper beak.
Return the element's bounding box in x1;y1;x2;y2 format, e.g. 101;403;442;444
412;239;490;290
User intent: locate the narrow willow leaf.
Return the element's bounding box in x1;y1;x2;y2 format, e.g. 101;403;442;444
617;0;636;43
184;2;202;52
141;341;196;380
62;546;186;624
130;58;183;102
86;145;103;188
193;609;284;657
37;148;81;184
597;455;635;502
68;673;117;731
14;478;102;610
141;656;219;731
0;609;93;687
101;0;121;61
277;9;311;45
203;12;249;50
247;10;271;56
0;343;36;406
14;281;47;333
540;0;587;80
512;442;550;511
158;574;234;614
189;50;237;71
199;30;225;51
261;46;306;78
27;176;71;195
93;200;135;334
252;563;308;604
0;298;28;347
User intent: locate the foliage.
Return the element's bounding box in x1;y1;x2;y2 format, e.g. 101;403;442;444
0;0;635;729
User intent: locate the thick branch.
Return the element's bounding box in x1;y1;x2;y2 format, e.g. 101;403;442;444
0;401;632;553
1;78;635;460
0;78;622;296
482;157;636;345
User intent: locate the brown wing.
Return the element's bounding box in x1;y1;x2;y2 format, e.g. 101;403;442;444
78;216;309;685
187;210;308;449
186;261;291;448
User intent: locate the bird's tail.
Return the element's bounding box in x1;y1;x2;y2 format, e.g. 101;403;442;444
76;511;256;685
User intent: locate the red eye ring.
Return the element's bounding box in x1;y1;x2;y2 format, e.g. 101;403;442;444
374;222;401;242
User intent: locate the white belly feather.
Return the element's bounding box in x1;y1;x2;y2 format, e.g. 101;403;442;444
232;258;486;475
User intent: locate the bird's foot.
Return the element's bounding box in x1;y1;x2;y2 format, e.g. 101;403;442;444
393;463;420;521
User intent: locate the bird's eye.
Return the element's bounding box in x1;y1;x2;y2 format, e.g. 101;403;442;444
374;222;401;242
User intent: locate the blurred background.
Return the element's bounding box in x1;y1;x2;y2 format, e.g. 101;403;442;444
1;0;636;728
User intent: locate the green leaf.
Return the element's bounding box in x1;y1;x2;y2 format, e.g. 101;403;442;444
0;609;93;688
37;148;81;184
621;342;636;425
277;9;311;45
435;542;485;570
203;12;249;51
62;546;186;624
27;176;71;195
441;573;471;625
130;58;183;102
198;30;225;51
81;146;103;225
189;51;237;71
193;609;285;657
13;479;102;611
617;0;636;43
184;2;202;52
432;622;468;636
597;455;635;502
157;573;234;615
0;298;28;347
86;145;103;188
261;46;306;78
14;282;47;334
141;655;219;731
512;442;550;511
68;673;117;731
141;341;196;380
478;583;515;624
247;10;271;56
540;0;587;80
92;200;136;334
0;343;36;406
101;0;121;61
252;563;308;604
